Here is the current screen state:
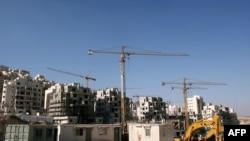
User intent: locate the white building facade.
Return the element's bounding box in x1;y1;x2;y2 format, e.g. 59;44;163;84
202;103;239;124
167;104;184;116
58;124;121;141
1;73;50;115
201;103;220;119
128;123;174;141
187;95;204;122
95;88;130;124
45;83;95;124
136;96;167;122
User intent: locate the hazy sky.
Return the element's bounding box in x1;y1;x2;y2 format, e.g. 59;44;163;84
1;0;249;116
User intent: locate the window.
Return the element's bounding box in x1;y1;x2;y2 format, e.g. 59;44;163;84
75;128;83;136
145;128;151;136
46;128;53;139
35;129;43;138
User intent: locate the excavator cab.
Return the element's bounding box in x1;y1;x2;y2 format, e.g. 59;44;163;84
176;114;224;141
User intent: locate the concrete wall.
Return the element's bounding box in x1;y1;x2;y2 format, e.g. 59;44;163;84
4;124;57;141
58;124;121;141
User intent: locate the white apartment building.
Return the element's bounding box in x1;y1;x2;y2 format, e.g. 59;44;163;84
201;103;220;119
202;103;239;124
187;95;204;122
167;104;184;116
95;88;129;124
45;83;95;124
1;73;49;115
0;67;30;102
136;96;167;122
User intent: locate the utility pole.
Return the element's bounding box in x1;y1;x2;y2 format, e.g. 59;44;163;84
162;78;226;129
88;46;189;137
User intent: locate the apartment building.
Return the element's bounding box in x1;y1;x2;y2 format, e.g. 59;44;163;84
201;103;220;119
187;95;205;122
0;66;28;102
135;96;167;122
202;103;239;124
1;72;52;115
95;88;130;124
167;104;184;116
45;83;95;124
0;65;10;101
166;104;185;130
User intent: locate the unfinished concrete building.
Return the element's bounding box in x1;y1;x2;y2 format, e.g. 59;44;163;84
0;66;30;103
45;83;95;124
202;103;239;125
135;96;167;122
95;88;130;124
1;71;53;115
0;66;54;115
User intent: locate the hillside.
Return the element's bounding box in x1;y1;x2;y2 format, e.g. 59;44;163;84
238;116;250;125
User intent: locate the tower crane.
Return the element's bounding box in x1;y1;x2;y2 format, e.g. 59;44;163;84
88;45;189;135
47;67;96;88
161;78;226;129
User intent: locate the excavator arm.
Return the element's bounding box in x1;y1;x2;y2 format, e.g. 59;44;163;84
202;115;224;141
182;114;224;141
183;119;214;141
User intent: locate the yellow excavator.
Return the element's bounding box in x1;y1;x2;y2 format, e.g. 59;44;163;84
175;114;224;141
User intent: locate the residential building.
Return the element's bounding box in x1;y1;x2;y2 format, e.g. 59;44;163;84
45;83;95;124
167;104;184;117
0;65;10;102
201;103;220;119
95;88;130;124
219;105;239;125
167;104;185;130
187;95;204;122
1;72;52;115
135;96;167;122
202;103;239;125
0;66;29;103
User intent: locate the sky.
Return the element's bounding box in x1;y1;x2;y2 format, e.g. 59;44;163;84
0;0;249;116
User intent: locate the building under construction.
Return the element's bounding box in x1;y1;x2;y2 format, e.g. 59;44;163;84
95;88;130;124
45;83;96;124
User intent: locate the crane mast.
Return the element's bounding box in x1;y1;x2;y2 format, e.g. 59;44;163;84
88;45;189;135
120;46;126;133
161;78;226;129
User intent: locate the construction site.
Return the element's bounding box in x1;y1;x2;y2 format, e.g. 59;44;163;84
0;46;241;141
